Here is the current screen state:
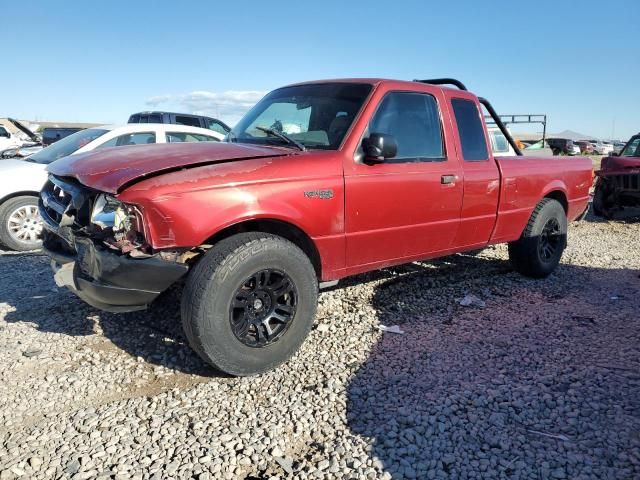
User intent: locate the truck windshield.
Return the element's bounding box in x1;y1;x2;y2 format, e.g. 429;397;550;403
28;128;108;165
229;83;372;150
622;136;640;157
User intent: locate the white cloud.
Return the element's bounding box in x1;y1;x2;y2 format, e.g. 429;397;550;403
145;90;267;126
145;94;173;107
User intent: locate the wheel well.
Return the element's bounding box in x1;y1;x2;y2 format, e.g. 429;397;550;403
203;219;322;278
0;191;40;206
544;190;568;214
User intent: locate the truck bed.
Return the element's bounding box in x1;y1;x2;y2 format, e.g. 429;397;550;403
490;155;593;244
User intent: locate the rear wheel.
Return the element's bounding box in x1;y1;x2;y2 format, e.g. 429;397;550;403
508;198;567;278
0;196;43;251
181;233;318;376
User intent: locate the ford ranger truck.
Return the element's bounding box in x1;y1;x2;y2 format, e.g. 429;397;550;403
40;78;592;376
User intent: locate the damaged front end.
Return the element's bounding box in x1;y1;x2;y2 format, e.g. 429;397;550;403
593;155;640;220
39;175;188;312
89;193;151;257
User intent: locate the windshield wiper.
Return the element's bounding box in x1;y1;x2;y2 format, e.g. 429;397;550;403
255;126;306;151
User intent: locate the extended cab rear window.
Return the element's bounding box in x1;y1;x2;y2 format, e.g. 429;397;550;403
451;99;489;161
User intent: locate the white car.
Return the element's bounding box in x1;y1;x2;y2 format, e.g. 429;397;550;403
570;143;582;155
0;123;223;251
487;128;515;157
601;141;615;155
584;139;613;155
0;125;21;151
1;143;44;159
0;119;43;157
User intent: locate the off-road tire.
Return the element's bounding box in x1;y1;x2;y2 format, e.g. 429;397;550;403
508;198;567;278
181;233;318;376
0;196;42;252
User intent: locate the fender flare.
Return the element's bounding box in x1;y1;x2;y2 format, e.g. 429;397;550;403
540;181;569;213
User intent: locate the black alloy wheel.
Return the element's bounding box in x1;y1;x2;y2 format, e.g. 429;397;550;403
508;198;567;278
538;217;562;262
181;232;318;376
230;269;297;347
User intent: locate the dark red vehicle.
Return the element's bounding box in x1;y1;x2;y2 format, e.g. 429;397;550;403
593;133;640;218
575;140;594;155
40;78;592;375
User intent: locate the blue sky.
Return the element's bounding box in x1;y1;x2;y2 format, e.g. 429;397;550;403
2;0;638;139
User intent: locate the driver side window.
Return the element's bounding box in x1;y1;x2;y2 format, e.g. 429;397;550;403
368;92;445;163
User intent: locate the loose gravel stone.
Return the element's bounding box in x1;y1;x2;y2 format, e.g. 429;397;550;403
0;214;639;479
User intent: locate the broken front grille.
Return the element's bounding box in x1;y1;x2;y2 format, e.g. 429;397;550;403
39;175;93;229
40;178;72;224
611;174;640;192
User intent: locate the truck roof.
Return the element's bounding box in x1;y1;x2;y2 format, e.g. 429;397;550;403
130;111;218;119
285;78;466;91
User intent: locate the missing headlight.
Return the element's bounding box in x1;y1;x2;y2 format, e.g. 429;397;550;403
91;194;125;229
90;194;149;254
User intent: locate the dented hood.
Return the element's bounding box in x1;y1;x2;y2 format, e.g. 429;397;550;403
47;142;291;193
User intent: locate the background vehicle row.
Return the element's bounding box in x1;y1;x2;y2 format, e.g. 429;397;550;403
0;124;222;251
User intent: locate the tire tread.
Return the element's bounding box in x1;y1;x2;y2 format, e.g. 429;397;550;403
181;232;317;376
508;198;566;278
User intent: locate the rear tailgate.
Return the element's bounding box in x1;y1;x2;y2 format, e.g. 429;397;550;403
490;155;592;243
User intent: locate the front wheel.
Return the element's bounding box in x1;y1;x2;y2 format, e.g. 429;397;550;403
508;198;567;278
181;233;318;376
0;196;43;251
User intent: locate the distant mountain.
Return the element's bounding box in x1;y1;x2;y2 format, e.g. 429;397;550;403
549;130;598;141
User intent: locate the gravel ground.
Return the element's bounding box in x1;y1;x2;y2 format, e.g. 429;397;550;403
0;214;639;479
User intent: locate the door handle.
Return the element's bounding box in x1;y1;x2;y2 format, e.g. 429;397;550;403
441;174;458;185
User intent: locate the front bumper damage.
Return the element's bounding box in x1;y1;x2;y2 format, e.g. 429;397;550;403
593;154;640;219
43;232;188;313
594;172;640;219
39;175;188;313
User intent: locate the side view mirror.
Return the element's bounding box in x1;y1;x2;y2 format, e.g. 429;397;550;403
610;151;619;157
362;133;397;163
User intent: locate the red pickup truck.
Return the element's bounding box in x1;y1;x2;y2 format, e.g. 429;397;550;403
592;133;640;219
40;78;592;375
